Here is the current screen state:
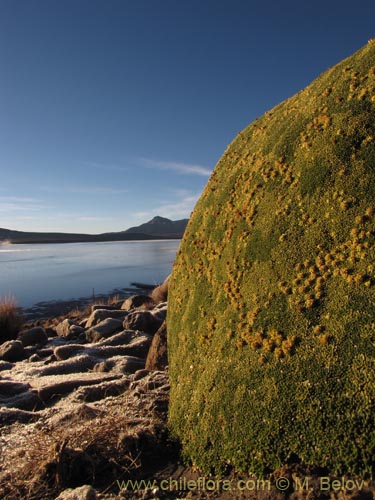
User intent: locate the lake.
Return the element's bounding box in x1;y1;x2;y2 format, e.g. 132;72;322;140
0;240;180;308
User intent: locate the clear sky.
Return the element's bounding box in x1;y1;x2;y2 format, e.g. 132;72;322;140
1;0;374;234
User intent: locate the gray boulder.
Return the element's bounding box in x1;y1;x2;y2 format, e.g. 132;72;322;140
0;340;24;362
121;294;154;311
55;319;79;339
54;344;85;361
0;408;41;425
38;374;119;401
153;305;167;321
55;485;97;500
29;353;42;362
85;309;128;328
103;355;146;374
85;318;123;342
35;354;99;376
154;301;168;310
0;381;30;396
69;325;85;337
96;330;137;346
54;334;152;363
72;377;130;402
2;390;42;411
0;360;14;371
0;380;30;397
133;369;149;380
123;310;163;335
18;326;48;347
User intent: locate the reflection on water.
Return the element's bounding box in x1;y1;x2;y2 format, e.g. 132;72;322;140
0;240;180;307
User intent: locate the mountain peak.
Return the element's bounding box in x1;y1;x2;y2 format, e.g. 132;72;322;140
148;216;171;225
124;216;188;237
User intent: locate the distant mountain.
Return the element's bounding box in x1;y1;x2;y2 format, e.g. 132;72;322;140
0;216;188;244
123;216;189;238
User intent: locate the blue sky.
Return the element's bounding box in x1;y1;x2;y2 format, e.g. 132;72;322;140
1;0;374;234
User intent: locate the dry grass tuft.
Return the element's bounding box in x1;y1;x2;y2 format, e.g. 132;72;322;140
0;293;23;343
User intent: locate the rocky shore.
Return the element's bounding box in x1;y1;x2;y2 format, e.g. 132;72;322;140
1;281;375;500
0;283;175;500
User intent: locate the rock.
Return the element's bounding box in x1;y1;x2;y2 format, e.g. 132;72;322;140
93;355;146;374
153;305;167;321
0;381;30;396
72;377;131;402
133;369;149;380
35;355;99;376
142;371;170;391
150;275;170;303
54;336;152;364
168;42;375;476
55;319;79;339
92;360;110;372
55;318;74;336
88;341;153;360
0;407;41;426
0;360;14;371
69;325;85;336
2;390;43;411
154;301;168;310
45;326;57;337
85;308;128;328
78;332;87;343
108;355;146;374
29;353;42;362
145;321;168;371
121;294;154;311
100;333;153;358
54;344;85;361
78;318;88;328
96;330;138;346
38;374;119;401
55;485;97;500
123;310;162;335
0;340;24;362
18;326;48;347
37;347;54;358
23;346;37;358
85;318;123;342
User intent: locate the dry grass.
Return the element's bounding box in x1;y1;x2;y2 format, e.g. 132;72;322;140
0;370;173;498
0;389;176;499
0;293;23;343
93;293;122;307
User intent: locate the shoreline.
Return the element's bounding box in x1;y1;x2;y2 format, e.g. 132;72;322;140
1;236;182;245
21;283;157;322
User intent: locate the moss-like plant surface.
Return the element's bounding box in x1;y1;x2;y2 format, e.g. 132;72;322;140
168;42;375;477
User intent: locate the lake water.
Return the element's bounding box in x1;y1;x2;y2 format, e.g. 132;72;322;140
0;240;180;308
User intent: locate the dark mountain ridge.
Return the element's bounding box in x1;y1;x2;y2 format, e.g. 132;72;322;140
123;216;188;237
0;216;188;244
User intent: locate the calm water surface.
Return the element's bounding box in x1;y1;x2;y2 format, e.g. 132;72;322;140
0;240;180;307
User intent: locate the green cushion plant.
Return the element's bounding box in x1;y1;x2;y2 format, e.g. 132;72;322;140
168;41;375;477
